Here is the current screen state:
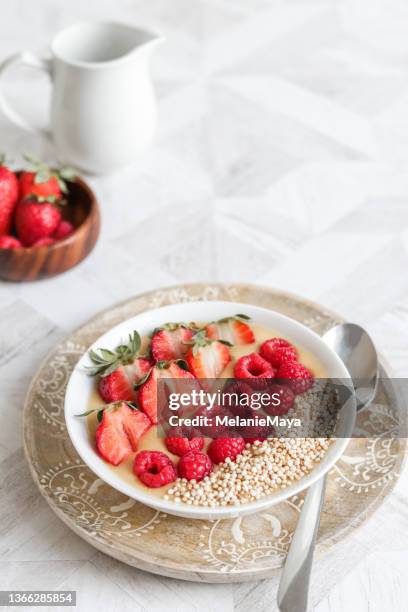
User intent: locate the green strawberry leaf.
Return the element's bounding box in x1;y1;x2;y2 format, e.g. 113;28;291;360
87;330;143;377
99;348;117;360
75;408;99;417
34;169;51;184
59;166;77;180
100;361;122;377
56;175;68;194
129;331;141;355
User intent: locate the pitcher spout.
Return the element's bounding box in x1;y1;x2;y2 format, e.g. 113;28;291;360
133;28;165;56
51;21;164;67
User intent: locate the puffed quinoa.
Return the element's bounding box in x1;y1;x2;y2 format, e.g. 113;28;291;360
166;437;331;507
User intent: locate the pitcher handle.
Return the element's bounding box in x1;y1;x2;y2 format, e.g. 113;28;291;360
0;51;52;138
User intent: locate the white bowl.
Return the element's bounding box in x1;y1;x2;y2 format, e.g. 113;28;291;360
64;301;356;520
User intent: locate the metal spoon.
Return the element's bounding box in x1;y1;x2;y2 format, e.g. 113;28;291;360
277;323;378;612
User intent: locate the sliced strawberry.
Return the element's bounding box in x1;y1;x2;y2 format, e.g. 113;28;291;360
97;358;152;404
89;332;153;403
151;325;194;362
98;367;136;403
125;357;153;386
138;368;160;424
186;331;231;380
206;315;254;345
96;409;131;465
122;407;152;449
95;402;151;465
138;361;198;424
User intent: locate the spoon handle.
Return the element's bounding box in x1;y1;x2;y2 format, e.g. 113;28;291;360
277;475;327;612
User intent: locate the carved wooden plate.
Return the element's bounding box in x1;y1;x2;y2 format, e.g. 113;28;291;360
23;284;406;582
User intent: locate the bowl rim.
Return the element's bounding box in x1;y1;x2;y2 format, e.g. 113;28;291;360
0;176;97;253
64;300;356;519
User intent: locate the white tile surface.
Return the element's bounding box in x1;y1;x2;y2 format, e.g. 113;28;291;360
0;0;408;610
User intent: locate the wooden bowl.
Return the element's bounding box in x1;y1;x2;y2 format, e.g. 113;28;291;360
0;177;100;282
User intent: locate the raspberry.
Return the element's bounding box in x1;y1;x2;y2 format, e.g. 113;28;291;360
263;383;295;415
194;404;230;438
277;361;314;395
177;451;212;481
207;437;245;465
165;435;204;457
233;353;275;388
222;380;254;406
134;450;176;488
222;381;255;419
239;411;274;441
243;436;267;444
259;338;297;367
269;346;297;367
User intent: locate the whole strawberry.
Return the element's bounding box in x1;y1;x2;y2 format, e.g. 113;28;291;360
15;197;61;246
19;171;61;201
0;155;19;235
19;155;76;201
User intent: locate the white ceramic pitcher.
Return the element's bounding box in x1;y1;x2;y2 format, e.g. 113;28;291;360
0;22;164;174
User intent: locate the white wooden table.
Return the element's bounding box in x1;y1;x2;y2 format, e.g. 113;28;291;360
1;0;408;610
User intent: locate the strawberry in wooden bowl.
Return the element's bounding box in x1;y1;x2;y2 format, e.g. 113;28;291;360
0;155;100;281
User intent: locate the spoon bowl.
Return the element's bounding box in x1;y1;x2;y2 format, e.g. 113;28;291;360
324;323;378;411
